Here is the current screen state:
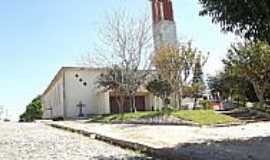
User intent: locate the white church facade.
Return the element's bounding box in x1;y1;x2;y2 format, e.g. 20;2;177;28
41;67;157;119
42;0;178;119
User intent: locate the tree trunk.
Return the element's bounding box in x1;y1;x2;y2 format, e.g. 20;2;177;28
174;93;180;109
116;96;124;113
162;97;167;109
252;82;265;107
130;94;137;112
178;92;182;110
193;97;197;109
178;80;183;110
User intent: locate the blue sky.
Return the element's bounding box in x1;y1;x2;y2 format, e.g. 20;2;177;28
0;0;237;120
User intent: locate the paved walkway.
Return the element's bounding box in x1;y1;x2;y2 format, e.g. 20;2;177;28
45;121;270;160
0;122;148;160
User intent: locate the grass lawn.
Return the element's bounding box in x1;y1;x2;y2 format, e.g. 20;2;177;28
170;110;237;125
88;110;238;125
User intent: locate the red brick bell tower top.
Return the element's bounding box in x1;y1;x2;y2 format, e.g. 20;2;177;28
151;0;174;24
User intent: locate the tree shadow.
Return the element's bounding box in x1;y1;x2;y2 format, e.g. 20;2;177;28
154;136;270;160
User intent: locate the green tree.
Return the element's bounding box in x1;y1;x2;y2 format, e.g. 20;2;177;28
153;43;197;109
146;79;173;107
208;73;231;100
97;65;129;113
191;54;208;107
208;72;259;103
19;96;43;122
199;0;270;43
223;41;270;106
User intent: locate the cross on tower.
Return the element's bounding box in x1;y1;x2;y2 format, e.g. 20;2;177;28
76;101;85;117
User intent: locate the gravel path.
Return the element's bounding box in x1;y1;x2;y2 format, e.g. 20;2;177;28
0;122;149;160
50;121;270;148
47;121;270;160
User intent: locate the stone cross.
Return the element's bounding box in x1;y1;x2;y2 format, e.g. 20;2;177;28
77;101;85;117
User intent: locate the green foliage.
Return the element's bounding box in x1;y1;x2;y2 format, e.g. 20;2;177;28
19;96;43;122
192;55;206;85
154;42;197;86
199;0;270;43
161;106;178;113
223;41;270;105
208;73;229;100
97;66;126;92
182;83;205;98
153;42;203;108
199;99;212;110
88;110;237;125
97;65;148;112
171;110;237;125
190;54;208;102
146;79;173;104
208;72;259;102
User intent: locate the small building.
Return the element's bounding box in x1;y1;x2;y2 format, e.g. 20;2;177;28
41;67;158;119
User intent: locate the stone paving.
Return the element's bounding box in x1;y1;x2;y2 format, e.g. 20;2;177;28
47;121;270;148
45;120;270;160
0;122;149;160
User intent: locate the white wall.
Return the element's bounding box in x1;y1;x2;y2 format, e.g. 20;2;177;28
42;67;157;119
42;76;64;119
64;69;110;118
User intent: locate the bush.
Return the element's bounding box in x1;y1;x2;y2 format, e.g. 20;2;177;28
162;106;178;113
199;99;212;110
19;96;43;122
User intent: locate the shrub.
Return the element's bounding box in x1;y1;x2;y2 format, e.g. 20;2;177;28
19;96;43;122
199;99;212;110
161;106;178;113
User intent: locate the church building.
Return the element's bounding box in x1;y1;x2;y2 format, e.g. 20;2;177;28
41;67;156;119
42;0;177;119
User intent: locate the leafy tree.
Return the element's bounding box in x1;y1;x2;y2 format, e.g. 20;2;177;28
192;56;204;84
199;0;270;43
208;73;231;100
223;41;270;106
208;72;259;103
146;79;173;107
19;96;43;122
153;42;197;109
97;66;125;113
191;54;208;107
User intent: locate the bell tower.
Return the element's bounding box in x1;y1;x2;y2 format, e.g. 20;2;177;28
151;0;177;50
